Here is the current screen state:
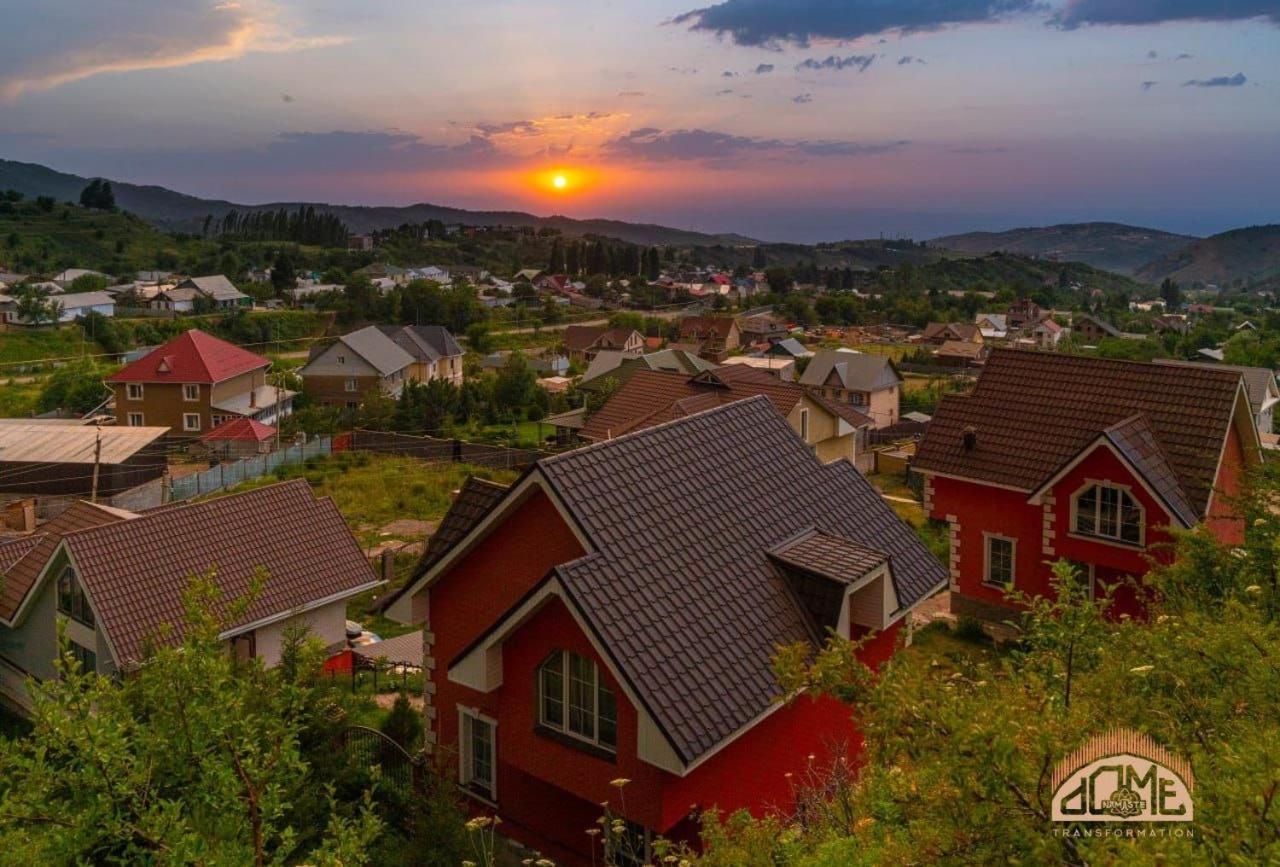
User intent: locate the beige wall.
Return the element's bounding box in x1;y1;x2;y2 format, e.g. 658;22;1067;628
869;386;899;428
788;397;856;463
250;599;349;668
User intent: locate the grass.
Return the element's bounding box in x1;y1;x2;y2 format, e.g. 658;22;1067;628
473;420;554;448
866;471;948;566
900;621;1002;671
832;341;914;361
0;377;42;416
0;326;95;367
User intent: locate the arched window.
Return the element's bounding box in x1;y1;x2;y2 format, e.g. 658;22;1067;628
538;650;617;752
1072;483;1144;545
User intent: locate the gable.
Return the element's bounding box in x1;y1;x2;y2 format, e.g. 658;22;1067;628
302;342;380;377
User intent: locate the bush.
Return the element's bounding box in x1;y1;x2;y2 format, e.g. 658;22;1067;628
380;692;423;752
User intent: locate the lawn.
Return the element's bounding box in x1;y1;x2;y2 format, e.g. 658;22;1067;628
866;471;948;566
0;326;94;367
0;377;42;416
900;620;1002;671
833;341;914;361
473;419;555;448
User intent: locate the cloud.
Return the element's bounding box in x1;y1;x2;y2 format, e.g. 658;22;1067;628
1182;73;1247;87
722;70;738;78
797;54;877;73
1175;52;1195;60
716;88;735;95
793;93;813;104
754;63;775;74
897;55;925;65
669;66;699;74
1141;80;1158;90
261;130;503;173
1055;1;1280;29
673;0;1039;47
281;93;294;103
1147;50;1158;58
0;0;345;102
947;145;1009;154
602;127;908;162
618;90;647;97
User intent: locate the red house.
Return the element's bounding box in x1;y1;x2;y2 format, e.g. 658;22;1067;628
382;397;945;865
913;349;1262;621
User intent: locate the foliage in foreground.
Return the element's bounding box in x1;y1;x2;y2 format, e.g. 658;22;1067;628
0;572;470;866
699;467;1280;865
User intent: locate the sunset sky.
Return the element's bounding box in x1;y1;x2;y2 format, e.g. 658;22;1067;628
3;1;1278;241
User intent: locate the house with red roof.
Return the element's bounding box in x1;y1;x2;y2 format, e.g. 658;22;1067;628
106;329;294;437
381;398;945;866
198;417;278;459
913;349;1262;621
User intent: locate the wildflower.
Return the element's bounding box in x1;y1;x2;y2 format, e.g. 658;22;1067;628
535;860;555;867
586;828;601;837
1130;665;1154;674
1246;585;1262;594
609;777;631;788
464;816;493;831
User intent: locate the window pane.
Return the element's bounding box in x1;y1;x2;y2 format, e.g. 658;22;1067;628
470;718;493;796
1076;487;1096;535
540;654;564;728
598;684;617;750
1120;492;1142;543
1099;487;1119;537
568;654;595;739
988;537;1013;584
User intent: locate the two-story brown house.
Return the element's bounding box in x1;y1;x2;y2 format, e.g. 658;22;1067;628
562;325;644;366
299;325;414;408
799;349;904;429
106;330;294;438
677;316;741;360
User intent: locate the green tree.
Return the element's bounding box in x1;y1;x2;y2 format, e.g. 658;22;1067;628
492;352;538;418
272;250;298;295
380;692;423;751
15;288;61;326
0;573;383;865
37;360;110;414
78;179;116;210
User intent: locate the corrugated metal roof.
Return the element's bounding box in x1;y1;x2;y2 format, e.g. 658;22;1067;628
0;424;168;464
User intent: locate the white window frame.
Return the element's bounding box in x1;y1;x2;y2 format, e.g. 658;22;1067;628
458;707;497;804
127;412;144;427
983;533;1017;588
344;378;359;393
183;384;200;402
126;383;144;400
537;650;618;753
183;413;201;432
1070;481;1145;547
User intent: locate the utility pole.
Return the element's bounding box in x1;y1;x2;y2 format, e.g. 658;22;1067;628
89;420;103;504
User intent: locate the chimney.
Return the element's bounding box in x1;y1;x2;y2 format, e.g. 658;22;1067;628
962;426;978;451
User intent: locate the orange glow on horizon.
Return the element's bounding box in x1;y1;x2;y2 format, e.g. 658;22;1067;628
528;166;599;196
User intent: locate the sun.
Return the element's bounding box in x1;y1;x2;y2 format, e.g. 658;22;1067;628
553;174;568;189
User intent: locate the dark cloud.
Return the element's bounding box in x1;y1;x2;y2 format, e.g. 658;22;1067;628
1141;80;1158;90
1182;73;1247;87
792;93;813;104
281;93;295;103
754;63;775;74
474;119;539;137
897;55;925;65
263;131;502;172
1147;50;1158;58
1055;1;1280;29
722;70;737;78
673;0;1038;48
669;66;698;75
1175;52;1195;60
797;54;876;73
602;127;907;162
716;88;735;95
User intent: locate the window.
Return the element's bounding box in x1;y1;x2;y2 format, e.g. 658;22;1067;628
57;566;94;627
984;535;1015;587
183;413;201;432
126;383;144;400
127;412;144;426
1073;483;1143;545
538;650;617;752
66;640;96;674
459;709;496;801
183;384;199;401
212;414;229;427
799;408;810;441
344;378;359;392
337;354;346;364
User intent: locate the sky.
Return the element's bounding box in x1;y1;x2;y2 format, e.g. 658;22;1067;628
1;0;1278;242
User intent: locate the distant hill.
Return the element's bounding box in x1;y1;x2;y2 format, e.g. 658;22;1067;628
0;158;755;248
1135;224;1280;290
930;222;1198;276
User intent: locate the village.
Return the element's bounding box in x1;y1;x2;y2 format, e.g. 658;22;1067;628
0;234;1275;864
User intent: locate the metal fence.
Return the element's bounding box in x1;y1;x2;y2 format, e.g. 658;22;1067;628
169;436;332;501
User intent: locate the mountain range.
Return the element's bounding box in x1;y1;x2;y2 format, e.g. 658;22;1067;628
929;222;1198;276
2;157;1277;288
0;159;754;248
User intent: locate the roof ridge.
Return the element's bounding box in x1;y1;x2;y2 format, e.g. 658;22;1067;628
542;395;778;465
987;347;1242;381
68;478;315;534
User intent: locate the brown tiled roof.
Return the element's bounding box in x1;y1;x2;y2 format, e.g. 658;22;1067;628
17;481;379;665
769;528;888;584
0;537;40;573
534;397;946;763
579;366;869;442
678;316;737;339
0;502;133;621
1102;415;1196;526
913;349;1247;516
1154;359;1277;416
562;325;609;352
923;322;980;342
935;340;986;360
